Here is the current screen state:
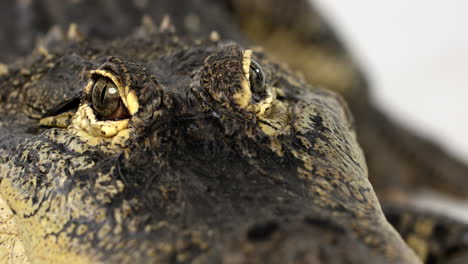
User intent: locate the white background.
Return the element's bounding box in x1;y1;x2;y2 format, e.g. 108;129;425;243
314;1;468;163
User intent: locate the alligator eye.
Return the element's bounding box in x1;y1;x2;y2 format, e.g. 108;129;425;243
91;77;129;120
249;60;266;94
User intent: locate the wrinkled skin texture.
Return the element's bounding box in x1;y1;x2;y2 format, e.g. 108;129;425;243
0;28;414;263
0;0;467;263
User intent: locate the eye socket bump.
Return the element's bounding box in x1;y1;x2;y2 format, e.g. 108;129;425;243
249;59;266;94
91;77;129;120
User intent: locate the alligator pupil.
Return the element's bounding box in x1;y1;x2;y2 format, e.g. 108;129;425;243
249;59;266;94
91;77;121;118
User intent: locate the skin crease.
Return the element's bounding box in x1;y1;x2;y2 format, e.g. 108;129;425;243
0;0;467;264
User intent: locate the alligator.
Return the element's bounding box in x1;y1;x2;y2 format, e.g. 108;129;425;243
1;0;468;263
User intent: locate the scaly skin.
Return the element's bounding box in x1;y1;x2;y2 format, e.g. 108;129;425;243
0;28;419;263
226;0;468;199
0;0;467;263
0;9;420;264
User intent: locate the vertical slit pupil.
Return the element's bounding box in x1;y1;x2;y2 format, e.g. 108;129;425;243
91;77;127;119
99;82;108;105
250;60;265;93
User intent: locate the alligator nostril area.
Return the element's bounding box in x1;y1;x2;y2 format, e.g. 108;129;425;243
247;221;279;242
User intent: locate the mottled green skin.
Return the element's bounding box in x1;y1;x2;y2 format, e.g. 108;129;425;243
0;0;466;264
